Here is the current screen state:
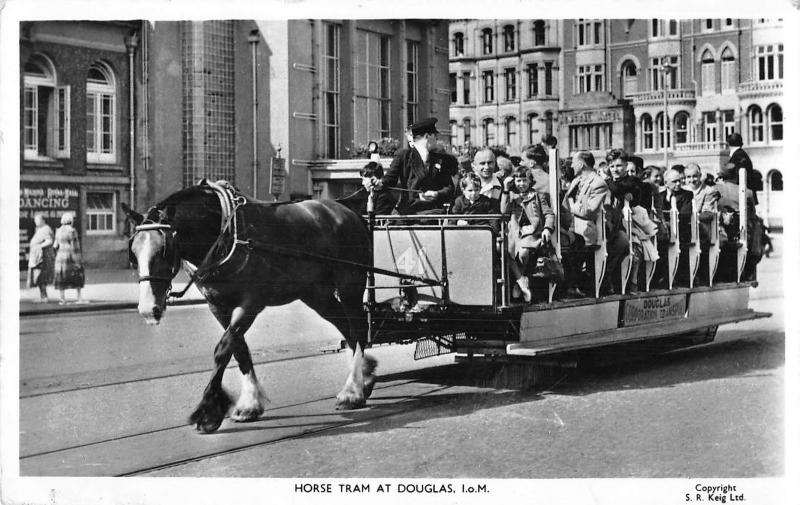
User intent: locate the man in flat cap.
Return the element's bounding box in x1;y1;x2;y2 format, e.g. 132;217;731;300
727;132;760;205
369;118;456;214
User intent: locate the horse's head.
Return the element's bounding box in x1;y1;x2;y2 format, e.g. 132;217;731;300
123;203;181;325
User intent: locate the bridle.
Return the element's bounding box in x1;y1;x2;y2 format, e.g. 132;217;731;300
129;222;182;287
128;180;247;299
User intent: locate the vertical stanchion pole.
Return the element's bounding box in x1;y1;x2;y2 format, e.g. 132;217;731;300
366;189;376;344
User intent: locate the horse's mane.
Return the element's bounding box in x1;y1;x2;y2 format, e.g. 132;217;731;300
156;185;212;209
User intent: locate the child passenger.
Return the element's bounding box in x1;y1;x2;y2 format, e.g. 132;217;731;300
501;166;555;302
450;173;500;228
358;161;397;215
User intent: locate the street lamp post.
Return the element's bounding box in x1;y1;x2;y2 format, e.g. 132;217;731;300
248;29;260;198
660;56;675;171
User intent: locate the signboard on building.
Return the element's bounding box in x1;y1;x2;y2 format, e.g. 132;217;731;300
19;183;81;266
270;157;286;198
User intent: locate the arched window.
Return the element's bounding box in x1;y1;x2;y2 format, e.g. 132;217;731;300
506;116;518;147
749;105;764;143
527;113;538;144
483;118;495;146
450;120;458;145
533;20;546;46
674;112;689;145
621;60;638;97
86;61;116;163
642;114;654;150
701;49;715;95
721;47;736;92
453;32;464;56
767;104;783;142
657;112;671;149
768;170;783;191
24;53;69;159
463;118;472;145
503;25;515;52
481;28;493;55
544;111;553;139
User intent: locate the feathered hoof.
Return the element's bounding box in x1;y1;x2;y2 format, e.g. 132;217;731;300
335;391;366;410
362;355;378;399
230;405;264;423
189;387;232;434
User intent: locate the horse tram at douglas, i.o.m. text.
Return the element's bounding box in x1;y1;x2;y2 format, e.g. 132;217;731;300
123;148;768;433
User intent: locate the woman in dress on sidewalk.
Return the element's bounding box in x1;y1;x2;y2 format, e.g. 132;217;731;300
53;212;86;304
27;213;55;302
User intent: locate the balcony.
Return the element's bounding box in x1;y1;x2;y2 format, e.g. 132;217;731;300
628;88;696;106
672;141;729;154
737;80;783;98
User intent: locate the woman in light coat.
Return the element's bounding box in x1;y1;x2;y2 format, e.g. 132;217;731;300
27;213;55;302
54;212;86;304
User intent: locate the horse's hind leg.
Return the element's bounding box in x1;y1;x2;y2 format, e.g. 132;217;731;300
190;306;259;433
304;286;375;410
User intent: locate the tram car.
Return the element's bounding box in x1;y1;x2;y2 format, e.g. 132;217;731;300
362;150;769;365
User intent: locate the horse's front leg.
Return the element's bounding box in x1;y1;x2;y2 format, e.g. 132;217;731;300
189;306;258;433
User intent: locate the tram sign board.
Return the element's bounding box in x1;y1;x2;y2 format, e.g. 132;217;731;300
622;294;688;327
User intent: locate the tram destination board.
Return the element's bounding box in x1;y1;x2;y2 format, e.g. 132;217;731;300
621;294;688;327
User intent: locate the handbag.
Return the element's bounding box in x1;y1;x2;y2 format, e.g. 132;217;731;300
531;241;565;283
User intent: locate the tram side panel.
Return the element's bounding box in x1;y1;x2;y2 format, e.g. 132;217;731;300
372;226;496;307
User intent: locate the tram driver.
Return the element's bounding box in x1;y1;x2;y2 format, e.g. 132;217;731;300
367;117;457;215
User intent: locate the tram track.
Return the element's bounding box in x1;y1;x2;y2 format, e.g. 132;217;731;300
20;376;457;477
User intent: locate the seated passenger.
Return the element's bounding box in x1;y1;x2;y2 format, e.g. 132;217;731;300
472;149;503;200
563;151;628;296
715;162;762;282
450;173;501;228
606;149;647;293
336;161;398;215
501;166;555;303
371;117;456;215
655;168;694;287
683;163;720;248
519;143;550;194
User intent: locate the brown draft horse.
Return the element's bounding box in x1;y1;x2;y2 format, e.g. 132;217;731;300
123;180;376;433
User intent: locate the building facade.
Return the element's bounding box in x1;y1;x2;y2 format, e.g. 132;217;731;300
448;19;561;155
448;18;784;226
20;21;139;268
19;19;449;268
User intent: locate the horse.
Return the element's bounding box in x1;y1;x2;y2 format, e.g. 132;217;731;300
122;180;377;433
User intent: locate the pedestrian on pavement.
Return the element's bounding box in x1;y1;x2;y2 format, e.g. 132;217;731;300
27;213;55;302
54;212;86;304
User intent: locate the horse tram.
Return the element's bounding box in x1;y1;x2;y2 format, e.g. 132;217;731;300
124;149;769;433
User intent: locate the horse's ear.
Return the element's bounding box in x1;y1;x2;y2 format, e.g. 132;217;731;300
121;202;144;225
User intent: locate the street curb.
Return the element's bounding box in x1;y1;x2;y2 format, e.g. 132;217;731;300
20;298;206;317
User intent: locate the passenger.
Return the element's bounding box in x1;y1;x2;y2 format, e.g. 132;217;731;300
495;155;514;181
605;149;645;293
371;117;456;214
683;163;721;285
597;160;610;180
472;149;503;200
562;151;611;296
716;162;762;282
501;166;555;303
519;143;550;194
338;161;398;215
727;133;760;205
450;173;500;229
655;168;694;287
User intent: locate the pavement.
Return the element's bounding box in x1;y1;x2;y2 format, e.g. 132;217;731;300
19;267;205;316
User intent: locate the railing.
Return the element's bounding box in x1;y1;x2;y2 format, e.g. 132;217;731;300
737;80;783;95
672;141;729;153
628;88;696;104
